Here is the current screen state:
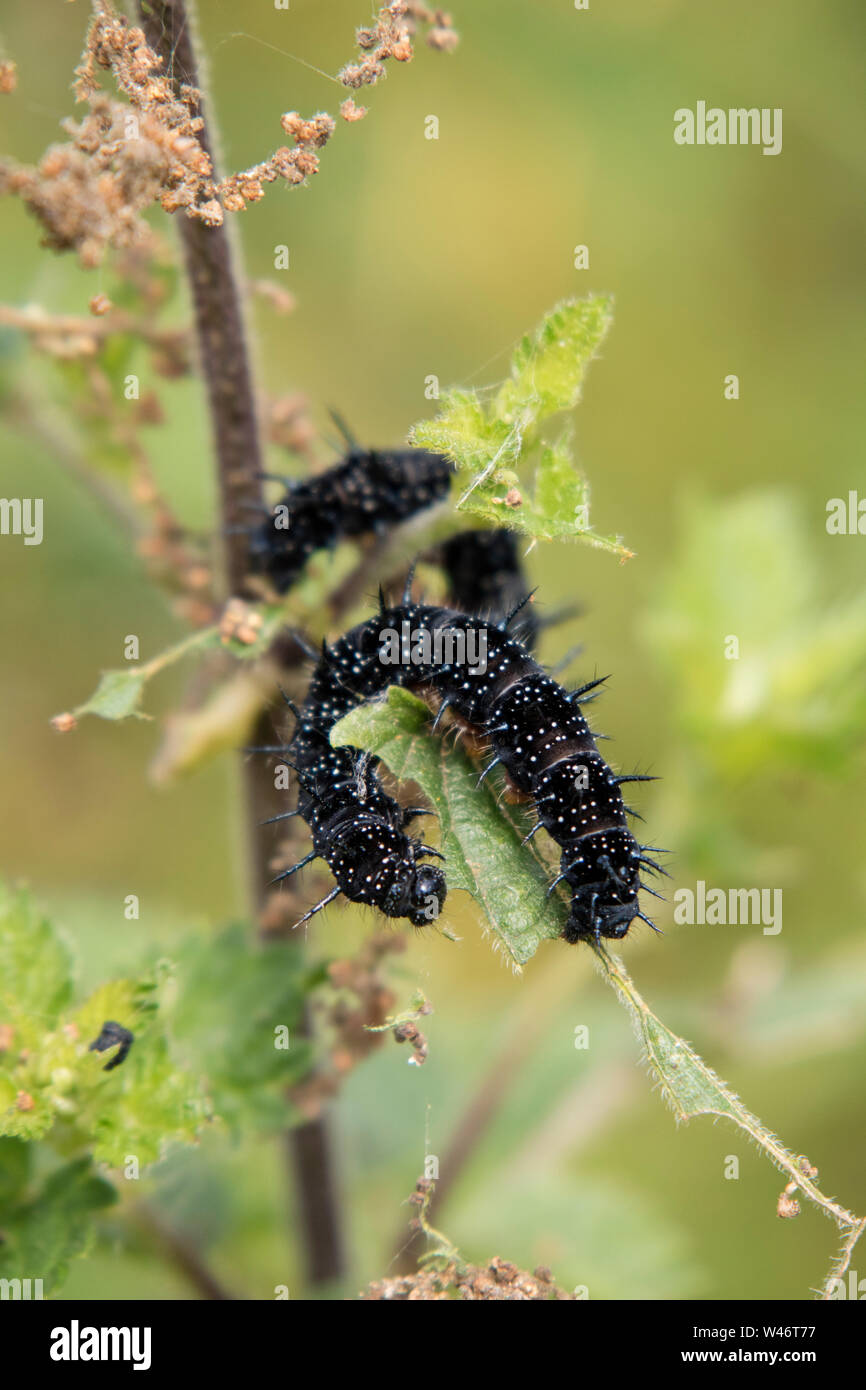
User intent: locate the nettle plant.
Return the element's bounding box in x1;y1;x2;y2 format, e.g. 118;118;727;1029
0;0;863;1301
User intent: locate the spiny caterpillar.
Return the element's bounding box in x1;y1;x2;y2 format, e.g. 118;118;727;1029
267;587;663;944
247;442;452;593
441;528;541;650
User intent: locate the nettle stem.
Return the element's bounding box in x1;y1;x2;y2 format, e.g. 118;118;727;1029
138;0;346;1287
136;0;262;597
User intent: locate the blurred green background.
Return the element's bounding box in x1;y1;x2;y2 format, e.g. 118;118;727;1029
0;0;864;1299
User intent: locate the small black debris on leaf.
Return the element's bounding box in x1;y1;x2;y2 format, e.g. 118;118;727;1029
88;1020;134;1071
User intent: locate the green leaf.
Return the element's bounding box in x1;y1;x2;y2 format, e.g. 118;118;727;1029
0;885;74;1035
166;924;321;1129
1;962;206;1163
494;294;614;426
57;628;216;727
68;976;206;1168
410;297;629;555
413;389;518;478
73;667;152;722
331;688;565;967
56;606;293;731
0;1156;117;1296
0;883;206;1162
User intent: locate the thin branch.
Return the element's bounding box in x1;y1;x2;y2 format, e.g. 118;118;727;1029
132;1201;236;1301
820;1216;866;1300
137;0;346;1289
0;303;189;361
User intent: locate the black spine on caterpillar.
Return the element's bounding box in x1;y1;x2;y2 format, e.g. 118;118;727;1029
248;448;452;593
281;600;660;944
440;529;540;650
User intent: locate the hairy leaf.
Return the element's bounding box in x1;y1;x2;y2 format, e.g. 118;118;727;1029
494;295;614;426
0;885;205;1162
331;687;565;967
166;924;321;1129
0;1156;117;1295
410;296;630;556
595;943;865;1295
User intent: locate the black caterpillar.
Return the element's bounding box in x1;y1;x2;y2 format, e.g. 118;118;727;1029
441;528;541;650
248;443;452;593
269;590;662;945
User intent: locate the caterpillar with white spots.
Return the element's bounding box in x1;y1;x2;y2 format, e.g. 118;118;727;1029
270;587;663;944
440;528;541;649
247;443;452;594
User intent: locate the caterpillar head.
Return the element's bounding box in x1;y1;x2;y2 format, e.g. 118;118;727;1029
317;808;448;927
562;830;643;944
383;856;447;927
564;888;639;943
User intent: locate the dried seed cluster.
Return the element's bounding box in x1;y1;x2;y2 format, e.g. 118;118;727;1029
360;1258;573;1300
0;1;457;266
339;1;458;89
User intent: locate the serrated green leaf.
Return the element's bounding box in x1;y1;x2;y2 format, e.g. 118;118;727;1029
166;924;320;1129
447;435;634;555
331;687;564;967
67;978;205;1168
0;1156;117;1295
412;389;515;477
0;884;74;1035
1;956;206;1164
409;297;628;553
0;883;207;1162
494;294;614;426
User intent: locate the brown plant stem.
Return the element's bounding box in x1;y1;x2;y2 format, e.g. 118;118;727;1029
137;0;346;1288
132;1201;236;1301
135;0;260;599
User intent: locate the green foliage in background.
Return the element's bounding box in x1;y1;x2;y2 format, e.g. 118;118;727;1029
647;493;866;777
643;493;866;875
0;883;203;1161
